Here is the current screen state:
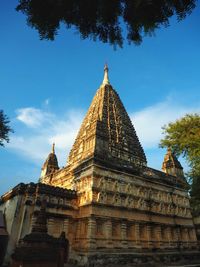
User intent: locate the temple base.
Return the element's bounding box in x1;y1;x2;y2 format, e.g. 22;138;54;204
68;250;200;267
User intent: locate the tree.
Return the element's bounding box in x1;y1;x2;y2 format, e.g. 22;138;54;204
16;0;196;47
160;113;200;211
0;110;13;147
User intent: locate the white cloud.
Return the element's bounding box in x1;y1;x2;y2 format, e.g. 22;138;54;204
131;99;200;149
8;107;84;167
16;107;53;128
9;135;51;161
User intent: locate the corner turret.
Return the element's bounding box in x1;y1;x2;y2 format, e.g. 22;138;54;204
40;143;59;179
162;148;184;178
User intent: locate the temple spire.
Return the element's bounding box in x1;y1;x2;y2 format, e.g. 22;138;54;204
162;148;184;178
52;143;55;154
68;68;147;169
40;144;59;181
102;64;110;85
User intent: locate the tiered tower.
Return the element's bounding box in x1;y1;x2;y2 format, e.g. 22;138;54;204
40;143;59;183
67;64;147;171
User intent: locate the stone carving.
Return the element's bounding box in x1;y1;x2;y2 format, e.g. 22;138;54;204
125;196;133;208
113;181;120;192
112;194;121;206
126;183;132;194
98;192;107;203
98;178;106;190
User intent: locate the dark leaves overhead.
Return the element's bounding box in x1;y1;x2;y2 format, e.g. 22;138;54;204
16;0;196;47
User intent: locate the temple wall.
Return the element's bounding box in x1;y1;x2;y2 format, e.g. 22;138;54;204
72;210;197;252
67;163;197;255
42;167;75;190
0;195;28;265
0;162;198;266
0;178;198;266
40;162;197;255
193;215;200;246
73;165;192;221
0;196;19;233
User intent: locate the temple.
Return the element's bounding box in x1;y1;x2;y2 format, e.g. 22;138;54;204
0;66;200;266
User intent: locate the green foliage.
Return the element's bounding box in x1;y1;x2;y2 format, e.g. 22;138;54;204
160;113;200;166
16;0;196;47
160;113;200;211
0;110;13;147
189;163;200;214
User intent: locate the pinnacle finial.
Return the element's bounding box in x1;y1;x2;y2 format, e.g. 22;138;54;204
52;143;55;154
102;63;110;85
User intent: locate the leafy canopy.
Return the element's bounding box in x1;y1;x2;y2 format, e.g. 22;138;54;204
0;110;13;147
16;0;196;47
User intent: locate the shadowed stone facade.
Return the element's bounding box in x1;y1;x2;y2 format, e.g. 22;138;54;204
0;211;8;266
11;201;68;267
0;66;199;266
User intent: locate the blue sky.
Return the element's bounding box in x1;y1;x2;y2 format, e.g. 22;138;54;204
0;1;200;195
